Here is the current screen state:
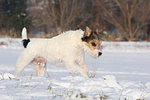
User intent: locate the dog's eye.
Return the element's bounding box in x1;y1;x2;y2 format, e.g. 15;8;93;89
91;42;96;46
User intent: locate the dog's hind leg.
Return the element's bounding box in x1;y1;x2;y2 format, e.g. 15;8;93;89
14;50;35;77
32;57;46;76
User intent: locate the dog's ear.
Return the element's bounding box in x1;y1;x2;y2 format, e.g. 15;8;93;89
84;26;92;37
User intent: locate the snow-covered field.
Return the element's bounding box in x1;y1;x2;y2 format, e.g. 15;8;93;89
0;38;150;100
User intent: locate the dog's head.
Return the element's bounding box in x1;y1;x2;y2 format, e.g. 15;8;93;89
82;26;102;58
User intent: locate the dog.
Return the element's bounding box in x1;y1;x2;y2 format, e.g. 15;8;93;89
14;26;102;77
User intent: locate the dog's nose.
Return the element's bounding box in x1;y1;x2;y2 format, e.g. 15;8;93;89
98;52;102;56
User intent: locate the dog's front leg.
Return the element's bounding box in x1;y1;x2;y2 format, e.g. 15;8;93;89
65;61;89;77
79;64;89;75
78;55;89;76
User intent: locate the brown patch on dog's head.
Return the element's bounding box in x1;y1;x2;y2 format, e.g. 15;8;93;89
82;26;101;51
84;26;92;37
84;39;101;51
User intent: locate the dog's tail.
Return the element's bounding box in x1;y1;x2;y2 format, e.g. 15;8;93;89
21;27;30;48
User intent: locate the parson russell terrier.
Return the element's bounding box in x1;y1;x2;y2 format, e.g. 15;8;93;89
14;27;102;77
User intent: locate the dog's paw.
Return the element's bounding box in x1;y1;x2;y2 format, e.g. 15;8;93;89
80;71;89;78
80;65;89;74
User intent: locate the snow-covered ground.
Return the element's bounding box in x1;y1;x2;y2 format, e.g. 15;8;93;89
0;38;150;100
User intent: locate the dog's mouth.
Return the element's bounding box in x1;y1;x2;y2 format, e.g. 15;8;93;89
88;51;102;58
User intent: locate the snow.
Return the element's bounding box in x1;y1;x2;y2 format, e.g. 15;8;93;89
0;38;150;100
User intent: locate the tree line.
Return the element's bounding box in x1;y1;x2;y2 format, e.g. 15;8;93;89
0;0;150;41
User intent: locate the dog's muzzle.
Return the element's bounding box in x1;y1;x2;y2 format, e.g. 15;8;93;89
98;52;102;57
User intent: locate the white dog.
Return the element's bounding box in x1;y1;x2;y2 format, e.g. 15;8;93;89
14;27;102;77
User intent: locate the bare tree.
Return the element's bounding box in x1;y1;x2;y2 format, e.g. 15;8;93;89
27;0;92;36
57;0;91;32
27;1;52;34
93;0;150;41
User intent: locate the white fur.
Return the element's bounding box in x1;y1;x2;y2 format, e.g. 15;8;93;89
14;28;101;77
22;27;27;39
